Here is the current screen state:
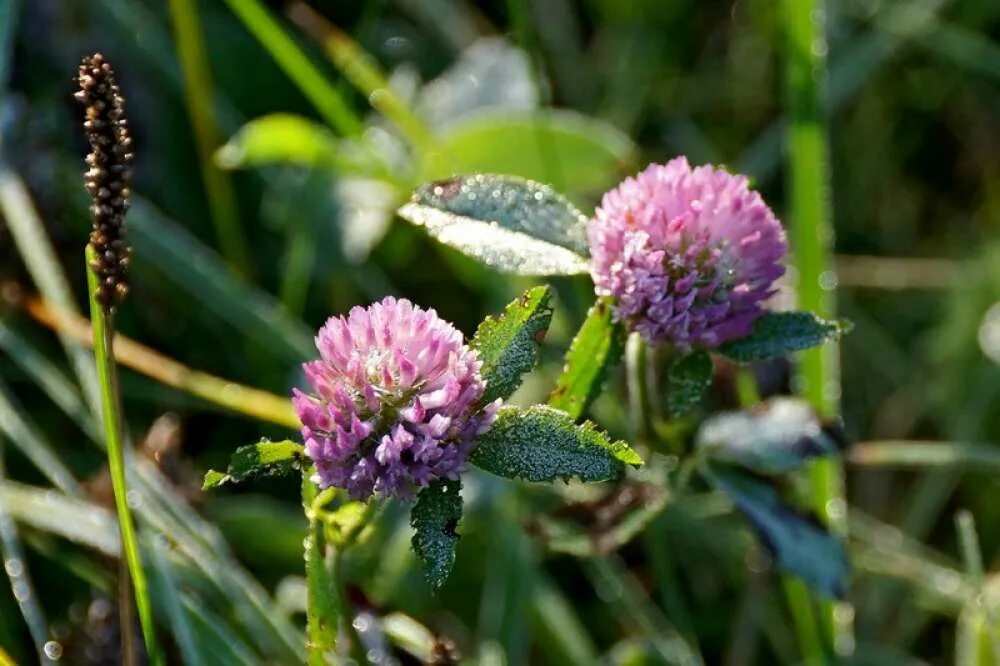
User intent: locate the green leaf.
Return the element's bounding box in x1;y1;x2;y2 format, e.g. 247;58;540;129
717;311;850;363
703;465;848;599
426;111;635;194
549;298;624;419
470;286;553;406
696;398;838;474
665;351;713;417
397;174;590;275
203;440;305;490
470;405;642;483
216;114;371;173
410;479;463;588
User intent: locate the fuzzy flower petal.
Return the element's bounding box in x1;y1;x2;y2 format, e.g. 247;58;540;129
588;157;788;349
293;297;496;500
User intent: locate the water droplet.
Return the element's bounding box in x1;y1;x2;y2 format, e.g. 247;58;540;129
834;634;855;657
12;579;30;601
978;302;1000;364
126;490;141;508
811;39;828;58
818;270;838;291
825;497;846;521
533;191;543;201
4;558;23;577
44;641;63;660
352;615;370;632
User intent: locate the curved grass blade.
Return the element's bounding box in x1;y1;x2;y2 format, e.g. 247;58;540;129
0;322;100;442
0;441;51;663
129;197;313;363
0;378;83;496
218;0;362;136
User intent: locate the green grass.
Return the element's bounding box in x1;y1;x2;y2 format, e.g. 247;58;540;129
782;0;851;658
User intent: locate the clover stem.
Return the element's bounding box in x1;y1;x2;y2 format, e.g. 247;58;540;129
625;333;654;447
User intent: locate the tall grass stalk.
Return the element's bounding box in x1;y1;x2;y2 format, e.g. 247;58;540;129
167;0;251;278
85;245;163;666
782;0;851;658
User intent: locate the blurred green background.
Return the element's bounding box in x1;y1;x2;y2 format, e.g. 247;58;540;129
0;0;998;663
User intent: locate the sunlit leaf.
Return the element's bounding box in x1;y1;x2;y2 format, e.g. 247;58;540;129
217;114;346;170
717;311;849;363
703;464;849;599
410;479;463;588
549;298;624;419
697;398;838;474
665;350;713;417
397;174;590;275
470;405;642;483
428;111;635;193
470;285;553;406
203;440;305;489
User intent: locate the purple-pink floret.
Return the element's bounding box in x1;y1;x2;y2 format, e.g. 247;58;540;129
293;297;499;500
588;157;788;349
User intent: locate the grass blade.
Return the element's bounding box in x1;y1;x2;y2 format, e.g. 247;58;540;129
0;377;83;496
849;441;1000;471
219;0;362;136
782;0;851;655
147;537;202;666
129;197;312;363
0;439;52;663
19;291;297;427
0;169;100;411
168;0;252;277
0;321;100;442
287;1;432;152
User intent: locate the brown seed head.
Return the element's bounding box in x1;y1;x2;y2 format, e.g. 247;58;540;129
76;53;133;310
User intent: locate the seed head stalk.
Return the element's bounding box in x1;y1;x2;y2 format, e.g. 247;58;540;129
77;53;162;666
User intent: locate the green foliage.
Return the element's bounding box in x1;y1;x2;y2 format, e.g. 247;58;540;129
666;350;713;417
470;285;553;406
703;464;849;599
717;311;850;363
697;398;838;474
203;440;304;489
425;111;635;193
397;174;590;275
216;113;366;172
410;479;463;588
470;405;642;483
549;298;624;420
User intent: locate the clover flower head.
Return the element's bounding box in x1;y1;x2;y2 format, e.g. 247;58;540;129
293;297;499;500
588;157;788;349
